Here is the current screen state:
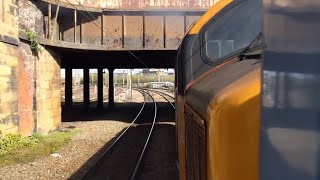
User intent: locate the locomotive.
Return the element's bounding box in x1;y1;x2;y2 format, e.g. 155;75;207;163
175;0;320;179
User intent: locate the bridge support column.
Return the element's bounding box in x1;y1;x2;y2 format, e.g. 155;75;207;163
108;68;114;107
83;68;90;108
97;68;104;109
65;68;73;109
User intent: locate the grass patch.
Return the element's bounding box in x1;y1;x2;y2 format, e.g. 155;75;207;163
0;129;80;167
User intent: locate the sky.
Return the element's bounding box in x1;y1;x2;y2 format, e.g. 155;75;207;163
61;68;174;77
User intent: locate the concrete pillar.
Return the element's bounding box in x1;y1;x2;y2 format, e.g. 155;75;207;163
65;68;73;108
83;68;90;108
97;68;104;108
109;68;114;106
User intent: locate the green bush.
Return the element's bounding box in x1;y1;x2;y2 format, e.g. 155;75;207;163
25;30;42;53
0;134;41;157
0;130;80;167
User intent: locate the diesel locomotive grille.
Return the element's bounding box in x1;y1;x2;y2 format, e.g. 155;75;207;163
185;107;206;180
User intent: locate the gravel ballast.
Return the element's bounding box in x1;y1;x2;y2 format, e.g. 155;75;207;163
0;89;176;180
0;121;129;180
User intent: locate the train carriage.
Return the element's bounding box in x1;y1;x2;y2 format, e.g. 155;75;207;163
175;0;320;180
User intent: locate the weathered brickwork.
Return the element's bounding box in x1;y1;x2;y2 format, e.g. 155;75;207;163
0;0;18;37
19;42;61;135
18;0;45;38
18;42;35;135
0;0;19;136
35;47;61;134
18;0;59;40
0;0;62;136
17;0;61;135
0;45;19;135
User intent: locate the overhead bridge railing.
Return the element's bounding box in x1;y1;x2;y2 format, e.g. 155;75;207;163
41;0;215;11
18;0;208;51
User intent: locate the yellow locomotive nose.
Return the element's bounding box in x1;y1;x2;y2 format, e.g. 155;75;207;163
175;0;262;179
176;0;320;179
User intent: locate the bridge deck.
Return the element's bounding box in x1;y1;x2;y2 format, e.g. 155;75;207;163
21;1;205;52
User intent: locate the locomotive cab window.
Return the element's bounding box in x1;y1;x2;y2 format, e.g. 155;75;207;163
201;0;261;64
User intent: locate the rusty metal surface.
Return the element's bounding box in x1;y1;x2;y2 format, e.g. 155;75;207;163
81;13;102;45
20;14;202;50
124;16;143;49
61;16;76;43
19;30;173;50
20;0;205;51
100;0;219;9
145;16;164;49
103;15;123;48
165;16;184;49
41;0;219;10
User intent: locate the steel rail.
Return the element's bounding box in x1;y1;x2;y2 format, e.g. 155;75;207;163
130;88;175;180
148;89;175;109
146;88;178;171
143;87;175;99
135;87;174;99
130;89;158;180
81;89;146;179
133;87;175;109
151;89;174;99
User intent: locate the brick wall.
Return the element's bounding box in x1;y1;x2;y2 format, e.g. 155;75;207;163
19;41;61;135
18;42;34;135
0;42;19;135
35;47;61;134
17;0;61;135
0;0;19;135
0;0;18;37
18;0;44;38
0;0;62;136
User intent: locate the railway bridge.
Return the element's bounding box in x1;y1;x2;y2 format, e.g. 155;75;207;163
0;0;215;135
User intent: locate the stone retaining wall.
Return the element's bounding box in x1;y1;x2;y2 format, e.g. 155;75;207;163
0;0;61;136
0;0;19;135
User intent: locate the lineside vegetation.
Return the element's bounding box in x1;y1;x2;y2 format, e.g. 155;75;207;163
0;129;80;167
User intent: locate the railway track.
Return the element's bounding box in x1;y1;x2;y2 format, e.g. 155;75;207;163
132;89;177;180
144;88;175;109
81;89;158;180
79;88;176;180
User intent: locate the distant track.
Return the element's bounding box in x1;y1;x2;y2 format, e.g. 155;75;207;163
147;89;175;109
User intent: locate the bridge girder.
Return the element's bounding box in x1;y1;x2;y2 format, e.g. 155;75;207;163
20;1;206;69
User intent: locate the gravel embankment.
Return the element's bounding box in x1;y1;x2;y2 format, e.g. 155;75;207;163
0;89;175;180
0;121;129;180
